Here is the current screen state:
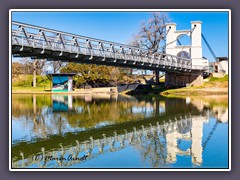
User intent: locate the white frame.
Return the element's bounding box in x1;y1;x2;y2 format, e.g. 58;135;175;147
9;9;231;171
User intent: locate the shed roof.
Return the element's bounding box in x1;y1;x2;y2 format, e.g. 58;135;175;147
216;57;228;61
47;73;76;76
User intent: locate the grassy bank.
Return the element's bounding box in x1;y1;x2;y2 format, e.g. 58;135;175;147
13;74;51;86
161;75;228;97
12;75;116;94
12;75;51;93
12;74;229;96
12;86;51;93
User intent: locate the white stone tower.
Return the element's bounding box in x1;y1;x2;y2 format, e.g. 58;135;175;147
191;21;203;69
165;21;204;69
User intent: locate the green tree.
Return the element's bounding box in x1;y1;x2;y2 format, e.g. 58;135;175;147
60;63;125;87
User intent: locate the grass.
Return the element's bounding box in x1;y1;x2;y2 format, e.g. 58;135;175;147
201;75;228;88
12;74;51;87
12;86;51;92
12;74;52;92
161;75;228;97
208;75;228;82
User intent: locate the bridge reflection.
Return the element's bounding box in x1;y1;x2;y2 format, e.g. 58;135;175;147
12;94;228;168
12;114;215;168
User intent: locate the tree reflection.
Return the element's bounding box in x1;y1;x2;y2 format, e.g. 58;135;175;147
139;130;167;168
12;94;229;168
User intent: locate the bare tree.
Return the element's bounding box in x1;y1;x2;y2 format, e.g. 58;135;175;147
20;58;46;87
12;62;23;77
131;13;170;84
133;12;170;53
33;59;46;87
111;67;120;86
20;58;33;74
20;58;46;74
51;61;66;73
34;59;46;74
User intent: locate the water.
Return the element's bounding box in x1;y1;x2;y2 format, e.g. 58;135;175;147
11;94;229;169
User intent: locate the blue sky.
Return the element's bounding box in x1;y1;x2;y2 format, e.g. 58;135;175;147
12;11;229;62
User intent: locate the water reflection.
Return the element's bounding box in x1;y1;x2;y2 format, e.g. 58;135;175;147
12;94;228;168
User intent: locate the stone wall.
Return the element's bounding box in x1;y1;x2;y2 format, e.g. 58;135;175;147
165;71;203;87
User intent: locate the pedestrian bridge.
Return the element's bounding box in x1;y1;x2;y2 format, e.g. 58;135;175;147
11;21;209;72
11;21;209;86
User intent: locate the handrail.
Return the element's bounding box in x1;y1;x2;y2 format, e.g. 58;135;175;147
12;21;192;61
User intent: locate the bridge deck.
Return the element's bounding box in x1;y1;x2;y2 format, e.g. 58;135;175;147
11;21;208;73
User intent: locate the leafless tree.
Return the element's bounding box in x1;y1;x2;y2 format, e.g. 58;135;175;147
133;12;170;53
19;58;33;74
12;62;23;76
20;58;46;75
33;59;46;87
51;61;66;73
130;13;170;84
20;58;46;87
111;67;121;86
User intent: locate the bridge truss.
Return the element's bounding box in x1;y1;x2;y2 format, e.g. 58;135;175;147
11;21;196;73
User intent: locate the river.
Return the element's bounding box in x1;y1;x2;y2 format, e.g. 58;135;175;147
11;94;229;169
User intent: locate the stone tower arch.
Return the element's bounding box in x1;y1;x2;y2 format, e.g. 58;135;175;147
176;34;191;46
177;51;191;59
165;21;203;69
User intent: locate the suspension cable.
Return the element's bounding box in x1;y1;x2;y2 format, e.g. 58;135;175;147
201;33;217;60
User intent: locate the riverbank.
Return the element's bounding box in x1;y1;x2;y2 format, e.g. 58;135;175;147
160;87;228;97
12;75;228;96
12;86;228;96
12;86;118;94
160;75;228;97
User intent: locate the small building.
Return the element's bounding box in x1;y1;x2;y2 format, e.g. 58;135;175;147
209;57;228;75
216;57;228;74
48;73;76;92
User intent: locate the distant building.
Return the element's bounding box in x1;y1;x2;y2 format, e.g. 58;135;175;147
209;57;228;75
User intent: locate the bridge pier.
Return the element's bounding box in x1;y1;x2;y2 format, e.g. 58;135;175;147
165;71;203;87
155;70;160;84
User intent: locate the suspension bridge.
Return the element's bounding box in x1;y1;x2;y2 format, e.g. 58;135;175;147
11;21;211;87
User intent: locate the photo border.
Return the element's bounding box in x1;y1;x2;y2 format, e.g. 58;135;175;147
9;9;231;172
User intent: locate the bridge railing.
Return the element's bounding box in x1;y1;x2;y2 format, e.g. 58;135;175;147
12;21;195;71
191;65;209;71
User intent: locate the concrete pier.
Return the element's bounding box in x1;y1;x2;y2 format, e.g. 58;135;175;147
165;71;203;87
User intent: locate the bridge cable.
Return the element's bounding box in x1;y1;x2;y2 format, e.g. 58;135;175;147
177;39;182;46
201;33;217;61
201;33;226;72
202;121;219;151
